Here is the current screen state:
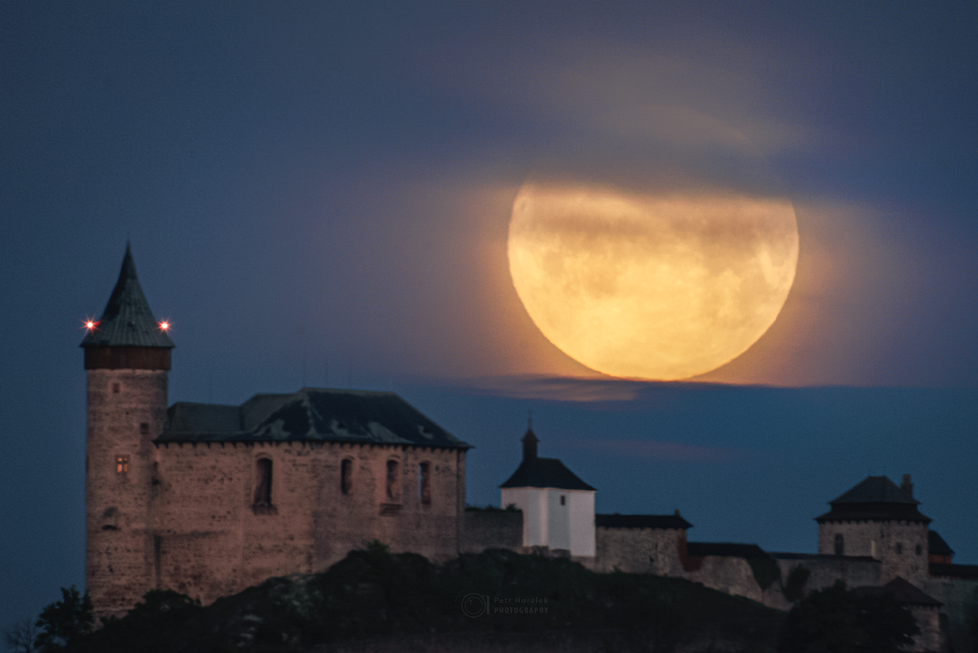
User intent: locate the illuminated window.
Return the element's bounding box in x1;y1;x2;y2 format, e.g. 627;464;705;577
341;459;353;495
834;534;844;556
115;455;129;474
254;459;272;506
386;460;400;502
418;462;431;505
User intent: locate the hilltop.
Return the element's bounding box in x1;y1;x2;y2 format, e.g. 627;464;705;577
76;545;784;653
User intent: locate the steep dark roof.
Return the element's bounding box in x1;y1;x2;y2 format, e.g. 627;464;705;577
929;563;978;579
158;387;470;448
856;577;943;607
596;514;692;530
686;542;768;559
928;530;954;557
815;476;931;523
81;244;175;349
500;457;596;491
830;476;918;505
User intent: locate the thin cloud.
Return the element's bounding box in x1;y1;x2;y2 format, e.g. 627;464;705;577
573;438;750;463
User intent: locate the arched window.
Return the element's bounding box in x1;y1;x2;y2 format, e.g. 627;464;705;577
834;533;844;556
341;459;353;495
386;460;400;502
418;462;431;505
254;458;272;506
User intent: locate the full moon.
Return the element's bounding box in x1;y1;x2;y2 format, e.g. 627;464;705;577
507;111;799;380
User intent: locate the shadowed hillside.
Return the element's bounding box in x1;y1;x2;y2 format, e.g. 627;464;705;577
75;545;784;653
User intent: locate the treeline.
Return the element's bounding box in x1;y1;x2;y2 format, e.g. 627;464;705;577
10;544;923;653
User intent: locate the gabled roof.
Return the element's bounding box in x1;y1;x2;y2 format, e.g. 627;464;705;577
815;476;931;524
596;513;692;530
500;457;596;491
81;244;175;349
158;387;470;449
686;542;768;559
928;530;954;557
856;577;943;607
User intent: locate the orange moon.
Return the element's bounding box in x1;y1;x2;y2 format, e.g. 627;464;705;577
507;111;799;380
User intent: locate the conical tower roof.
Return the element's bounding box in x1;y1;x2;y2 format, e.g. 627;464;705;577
81;244;175;348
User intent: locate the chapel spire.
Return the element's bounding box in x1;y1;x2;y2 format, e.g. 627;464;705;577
522;419;539;461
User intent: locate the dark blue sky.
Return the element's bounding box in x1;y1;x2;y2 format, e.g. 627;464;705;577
2;2;977;625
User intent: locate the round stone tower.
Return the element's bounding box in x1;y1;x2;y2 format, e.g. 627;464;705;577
81;244;174;618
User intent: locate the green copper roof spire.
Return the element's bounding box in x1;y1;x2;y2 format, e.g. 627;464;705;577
81;243;175;349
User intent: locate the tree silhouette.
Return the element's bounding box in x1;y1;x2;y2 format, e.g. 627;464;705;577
779;580;918;653
34;587;94;652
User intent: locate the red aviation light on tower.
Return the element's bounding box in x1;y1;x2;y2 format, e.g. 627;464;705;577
82;318;99;331
158;320;170;332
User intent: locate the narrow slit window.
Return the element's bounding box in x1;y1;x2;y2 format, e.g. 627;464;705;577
112;382;120;394
254;458;272;506
834;533;844;556
418;462;431;505
139;422;149;435
386;460;400;502
560;495;566;506
341;459;353;495
115;455;129;474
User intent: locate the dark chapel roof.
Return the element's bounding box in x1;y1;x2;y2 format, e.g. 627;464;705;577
159;387;471;448
499;426;595;491
815;475;931;524
80;244;175;349
499;457;596;491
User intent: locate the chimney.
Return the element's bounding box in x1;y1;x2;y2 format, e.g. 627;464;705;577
901;474;913;499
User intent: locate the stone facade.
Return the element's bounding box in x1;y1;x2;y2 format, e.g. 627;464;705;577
817;519;929;587
593;523;687;576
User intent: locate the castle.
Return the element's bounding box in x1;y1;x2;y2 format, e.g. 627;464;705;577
83;247;976;651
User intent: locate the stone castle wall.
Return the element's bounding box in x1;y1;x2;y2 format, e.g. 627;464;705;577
593;527;686;576
94;434;466;613
925;576;978;653
460;508;523;554
817;520;929;586
86;368;169;618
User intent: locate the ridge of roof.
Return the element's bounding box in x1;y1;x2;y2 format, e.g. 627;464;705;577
596;513;692;530
81;244;175;349
158;387;470;449
686;542;768;559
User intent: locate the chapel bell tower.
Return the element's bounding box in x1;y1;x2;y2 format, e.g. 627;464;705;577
81;244;174;617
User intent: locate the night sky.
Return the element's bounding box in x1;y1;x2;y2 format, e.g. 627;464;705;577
2;3;977;625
